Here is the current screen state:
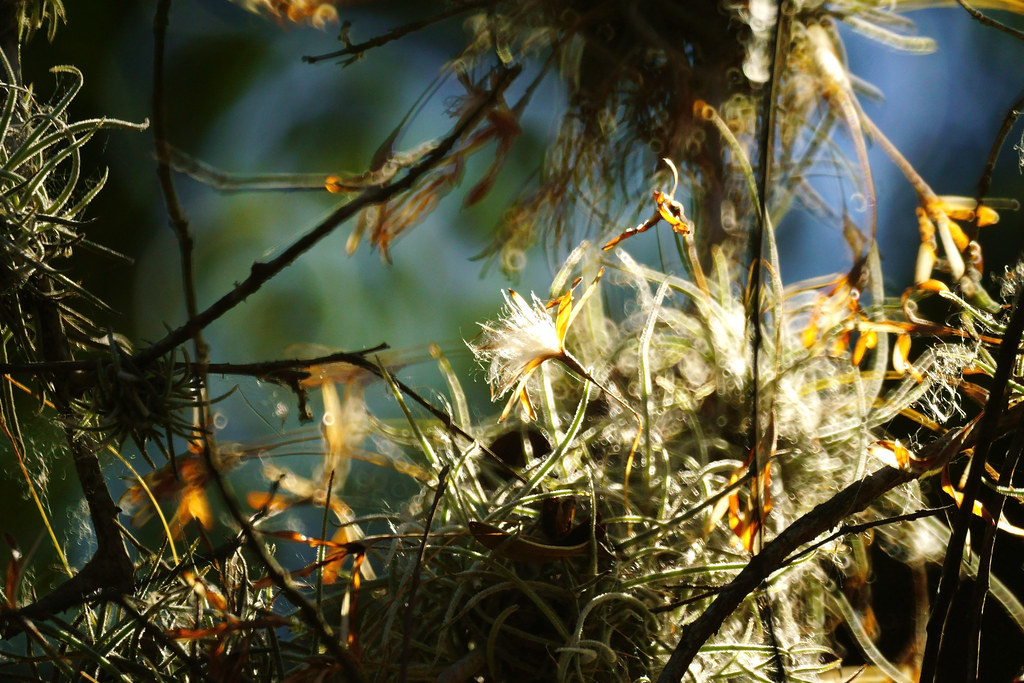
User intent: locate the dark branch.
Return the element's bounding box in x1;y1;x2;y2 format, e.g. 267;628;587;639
153;0;208;365
302;2;487;65
920;289;1024;682
956;0;1024;43
198;437;367;682
0;344;388;377
657;463;916;682
135;64;521;366
966;88;1024;241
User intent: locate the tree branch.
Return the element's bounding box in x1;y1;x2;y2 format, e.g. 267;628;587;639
657;463;916;681
920;290;1024;682
658;412;982;682
153;0;207;364
135;64;521;366
302;2;487;65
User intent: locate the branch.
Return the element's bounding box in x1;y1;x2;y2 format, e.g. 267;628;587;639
114;596;212;681
957;91;1024;679
1;342;520;477
920;290;1024;682
153;0;207;364
198;438;367;682
3;285;136;631
657;411;983;682
302;2;487;65
956;0;1024;43
966;87;1024;241
657;463;916;681
0;344;388;377
135;64;521;366
965;402;1024;678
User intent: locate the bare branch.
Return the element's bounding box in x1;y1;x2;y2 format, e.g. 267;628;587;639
135;64;521;366
303;2;487;65
657;463;916;681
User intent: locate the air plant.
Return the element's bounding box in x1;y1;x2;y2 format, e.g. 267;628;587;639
6;0;1024;681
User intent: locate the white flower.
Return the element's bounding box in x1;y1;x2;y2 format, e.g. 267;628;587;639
469;270;644;515
468;288;576;422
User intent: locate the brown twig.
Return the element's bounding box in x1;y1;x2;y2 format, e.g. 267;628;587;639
0;344;388;376
114;596;211;681
657;463;917;682
966;87;1024;241
154;0;213;491
964;404;1024;679
193;430;366;681
302;2;487;65
657;413;982;681
2;285;136;631
957;88;1024;679
154;0;205;364
135;64;521;367
783;506;949;567
746;6;792;680
2;342;518;478
956;0;1024;43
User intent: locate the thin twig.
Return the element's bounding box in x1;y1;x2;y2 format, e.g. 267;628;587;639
965;402;1024;677
155;0;214;495
783;506;949;567
657;463;916;682
0;344;388;376
399;464;450;682
967;88;1024;241
199;436;367;682
7;286;135;626
114;596;211;682
302;2;487;64
959;88;1024;679
658;408;980;681
649;507;948;616
1;342;519;478
135;65;521;366
747;5;792;680
153;0;207;365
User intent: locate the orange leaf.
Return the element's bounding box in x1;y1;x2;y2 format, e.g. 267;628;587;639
941;464;1024;536
801;317;818;349
324;175;346;193
168;616;290;641
262;529;358;552
830;329;850;357
183;570;228;611
852;329;877;366
892;333;912;377
246;492;294;513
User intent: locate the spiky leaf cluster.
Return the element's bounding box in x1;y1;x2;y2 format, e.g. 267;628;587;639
70;340;201;457
0;64;144;367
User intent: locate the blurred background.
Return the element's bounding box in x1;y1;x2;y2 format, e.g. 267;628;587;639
6;0;1024;617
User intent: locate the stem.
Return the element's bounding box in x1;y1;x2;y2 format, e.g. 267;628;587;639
153;0;207;365
136;65;520;366
657;463;916;681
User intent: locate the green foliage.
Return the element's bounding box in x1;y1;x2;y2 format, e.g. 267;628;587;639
17;0;65;43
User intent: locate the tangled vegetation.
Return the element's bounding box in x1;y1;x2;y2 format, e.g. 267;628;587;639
2;0;1024;680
